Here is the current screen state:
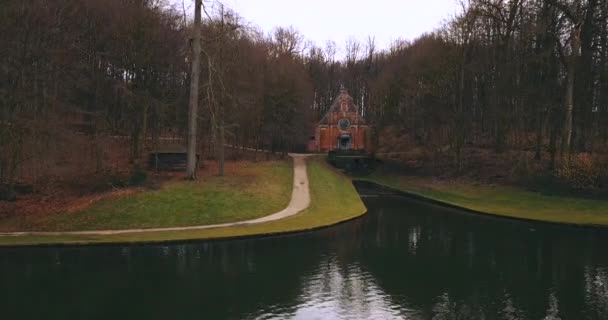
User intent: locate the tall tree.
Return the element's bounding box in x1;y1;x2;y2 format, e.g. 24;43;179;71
186;0;202;179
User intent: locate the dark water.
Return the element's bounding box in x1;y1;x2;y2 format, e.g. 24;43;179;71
2;195;608;320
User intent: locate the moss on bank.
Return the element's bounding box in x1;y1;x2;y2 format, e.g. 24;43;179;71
362;172;608;227
0;157;366;246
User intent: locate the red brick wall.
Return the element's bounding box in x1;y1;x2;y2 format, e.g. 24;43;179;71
315;111;369;151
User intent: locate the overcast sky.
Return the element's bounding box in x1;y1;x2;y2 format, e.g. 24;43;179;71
176;0;461;58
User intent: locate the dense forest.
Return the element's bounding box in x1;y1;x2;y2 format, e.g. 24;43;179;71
1;0;608;201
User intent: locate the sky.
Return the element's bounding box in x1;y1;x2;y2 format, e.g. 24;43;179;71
175;0;461;59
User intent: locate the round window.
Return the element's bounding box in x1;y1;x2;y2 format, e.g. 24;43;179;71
338;118;350;131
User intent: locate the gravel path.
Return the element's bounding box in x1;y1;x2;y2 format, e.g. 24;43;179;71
0;154;313;237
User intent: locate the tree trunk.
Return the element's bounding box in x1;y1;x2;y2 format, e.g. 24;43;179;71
186;0;202;180
534;109;543;160
218;122;225;176
456;45;468;174
561;27;580;165
549;118;558;171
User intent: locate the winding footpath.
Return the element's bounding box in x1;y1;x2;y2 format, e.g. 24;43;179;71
0;154;312;237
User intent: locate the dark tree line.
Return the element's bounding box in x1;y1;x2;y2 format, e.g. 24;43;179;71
0;0;312;197
304;0;608;184
2;0;608;197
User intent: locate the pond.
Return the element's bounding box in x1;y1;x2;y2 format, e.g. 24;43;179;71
1;192;608;319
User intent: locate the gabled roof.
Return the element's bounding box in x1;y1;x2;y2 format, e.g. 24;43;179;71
319;88;364;125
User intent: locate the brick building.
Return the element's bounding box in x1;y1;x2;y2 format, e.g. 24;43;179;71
309;88;371;152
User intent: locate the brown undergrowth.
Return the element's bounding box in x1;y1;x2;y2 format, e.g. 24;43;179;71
0;159;279;220
375;126;608;196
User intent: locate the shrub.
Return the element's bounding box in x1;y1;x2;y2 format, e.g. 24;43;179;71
0;184;16;202
129;168;148;186
510;153;532;182
556;153;601;191
599;163;608;190
105;167;147;189
107;173;130;189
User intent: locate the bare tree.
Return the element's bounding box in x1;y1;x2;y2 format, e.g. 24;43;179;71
186;0;202;180
272;26;306;56
345;37;361;66
546;0;597;163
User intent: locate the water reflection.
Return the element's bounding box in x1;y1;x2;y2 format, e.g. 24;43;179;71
584;266;608;318
544;290;561;320
1;196;608;319
281;258;406;320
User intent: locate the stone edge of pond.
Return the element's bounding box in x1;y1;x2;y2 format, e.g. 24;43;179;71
354;180;608;230
0;209;368;249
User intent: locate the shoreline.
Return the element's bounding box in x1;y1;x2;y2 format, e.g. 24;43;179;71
355;178;608;229
0;209;368;249
0;154;311;237
0;157;368;247
7;159;607;247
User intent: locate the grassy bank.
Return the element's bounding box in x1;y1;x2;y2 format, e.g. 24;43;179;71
0;157;366;246
363;171;608;226
0;160;293;232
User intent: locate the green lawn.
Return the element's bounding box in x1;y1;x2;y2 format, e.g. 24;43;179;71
363;172;608;226
0;160;293;232
0;157;366;246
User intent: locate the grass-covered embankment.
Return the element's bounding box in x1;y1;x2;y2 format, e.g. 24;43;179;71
363;172;608;227
0;160;293;232
0;157;366;246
